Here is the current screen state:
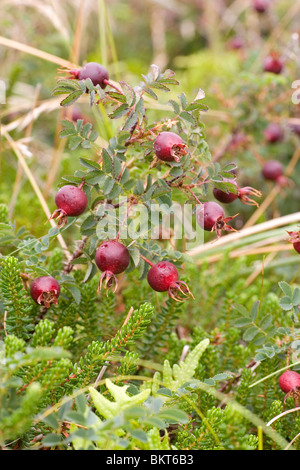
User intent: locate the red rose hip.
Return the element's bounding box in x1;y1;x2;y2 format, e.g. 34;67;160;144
262;160;288;186
196;201;237;239
264;123;284;143
50;185;88;227
278;370;300;405
153;131;187;163
147;260;193;302
69;62;109;89
30;276;60;308
95;240;130;293
263;54;284;74
213;178;261;206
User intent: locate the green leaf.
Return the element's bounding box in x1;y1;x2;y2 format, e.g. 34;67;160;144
250;301;260;321
279;296;293;311
278;281;293;297
292;287;300;305
42;434;62;447
179;111;197;127
243;326;259;341
60;90;83;107
157;408;188;424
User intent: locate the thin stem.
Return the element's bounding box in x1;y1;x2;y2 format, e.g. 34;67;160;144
140;254;154;267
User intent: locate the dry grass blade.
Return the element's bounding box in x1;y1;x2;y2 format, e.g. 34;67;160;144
0;36;77;68
3;129;71;260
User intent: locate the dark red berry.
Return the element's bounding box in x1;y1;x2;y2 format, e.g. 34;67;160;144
278;370;300;405
70;62;109;89
213;181;239;204
30;276;60;308
293;242;300;254
95;240;130;293
262;160;284;183
287;230;300;254
263;54;284;74
252;0;270;13
147;260;193;302
228;36;244;50
264;123;284;143
50;185;88;227
289;123;300;136
213;179;262;207
153;132;187;163
196;201;237;239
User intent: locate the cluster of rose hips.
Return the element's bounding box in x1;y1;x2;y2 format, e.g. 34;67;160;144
32;61;295;309
28;60;300;406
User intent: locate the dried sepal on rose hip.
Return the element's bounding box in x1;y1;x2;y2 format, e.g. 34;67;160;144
287;230;300;254
95;240;130;293
146;259;194;302
278;369;300;406
153;131;188;163
213;178;262;207
49;184;88;227
196;201;238;239
30;276;60;308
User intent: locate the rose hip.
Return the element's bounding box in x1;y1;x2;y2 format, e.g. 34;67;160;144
263;54;284;74
196;201;237;239
264;123;284;143
50;185;88;227
30;276;60;308
95;240;130;293
153;131;187;163
262;160;288;186
147;260;193;302
278;370;300;405
287;230;300;254
69;62;109;89
213;178;262;206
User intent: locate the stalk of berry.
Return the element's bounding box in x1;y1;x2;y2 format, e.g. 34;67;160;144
49;183;88;227
141;255;193;302
95;240;130;293
196;201;238;239
30;276;60;308
213;178;262;206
